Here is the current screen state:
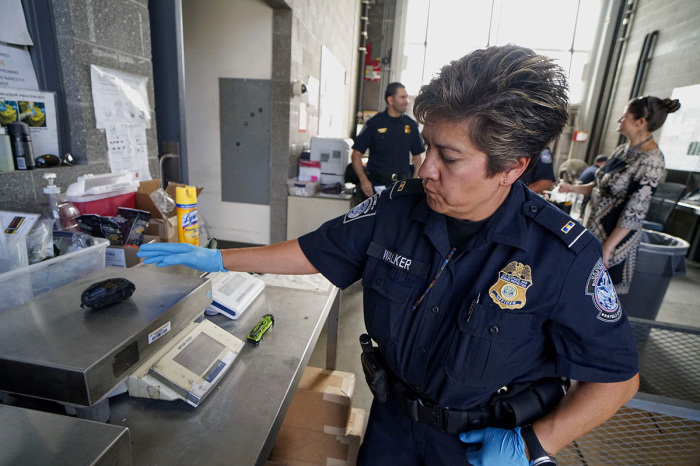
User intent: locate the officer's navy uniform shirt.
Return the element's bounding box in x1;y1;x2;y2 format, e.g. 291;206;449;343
519;147;555;187
298;179;639;411
353;110;424;176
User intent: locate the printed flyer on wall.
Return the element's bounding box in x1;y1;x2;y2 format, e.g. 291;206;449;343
0;87;59;156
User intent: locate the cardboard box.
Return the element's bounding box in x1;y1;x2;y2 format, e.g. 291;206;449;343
106;235;158;268
135;180;203;242
269;407;365;466
282;366;355;432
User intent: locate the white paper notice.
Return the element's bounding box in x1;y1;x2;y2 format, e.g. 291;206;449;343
0;0;34;45
0;87;59;156
106;123;152;181
91;65;151;129
0;44;39;90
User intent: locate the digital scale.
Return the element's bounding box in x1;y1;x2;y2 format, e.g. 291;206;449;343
0;265;249;420
203;271;265;320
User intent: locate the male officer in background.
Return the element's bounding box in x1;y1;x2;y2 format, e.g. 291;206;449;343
519;146;556;194
139;45;639;465
351;82;425;199
578;154;609;184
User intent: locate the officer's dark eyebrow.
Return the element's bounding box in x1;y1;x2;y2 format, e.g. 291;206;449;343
421;131;462;154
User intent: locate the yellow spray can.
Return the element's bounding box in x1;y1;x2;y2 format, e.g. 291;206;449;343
175;186;199;245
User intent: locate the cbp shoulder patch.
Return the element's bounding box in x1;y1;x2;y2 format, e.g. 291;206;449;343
585;258;621;322
344;194;379;223
540;148;552;163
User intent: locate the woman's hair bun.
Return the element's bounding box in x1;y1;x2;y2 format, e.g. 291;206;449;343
663;98;681;114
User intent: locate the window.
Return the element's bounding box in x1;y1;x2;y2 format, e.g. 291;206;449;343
400;0;603;104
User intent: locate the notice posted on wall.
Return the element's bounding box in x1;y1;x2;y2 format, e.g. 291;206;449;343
105;123;151;181
0;43;39;90
0;87;59;156
658;83;700;173
90;65;151;129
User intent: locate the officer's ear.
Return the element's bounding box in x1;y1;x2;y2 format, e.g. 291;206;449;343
503;157;529;184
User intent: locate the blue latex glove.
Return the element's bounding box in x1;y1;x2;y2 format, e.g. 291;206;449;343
137;243;226;273
460;427;529;466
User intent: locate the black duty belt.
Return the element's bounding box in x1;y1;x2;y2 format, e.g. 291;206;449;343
390;374;569;435
366;170;412;185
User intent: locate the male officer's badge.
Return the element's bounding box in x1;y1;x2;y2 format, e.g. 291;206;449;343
404;124;410;133
489;261;532;309
378;128;387;133
585;258;621;322
344;193;379;223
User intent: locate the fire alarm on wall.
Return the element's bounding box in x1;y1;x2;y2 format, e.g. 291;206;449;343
573;131;589;142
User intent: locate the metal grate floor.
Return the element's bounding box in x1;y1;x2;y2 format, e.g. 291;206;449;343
557;318;700;465
558;406;700;465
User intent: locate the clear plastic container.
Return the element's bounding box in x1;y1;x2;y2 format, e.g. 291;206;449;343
287;178;320;197
0;232;109;313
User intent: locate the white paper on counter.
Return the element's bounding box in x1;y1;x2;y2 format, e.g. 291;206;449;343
0;88;58;156
91;65;151;129
0;0;34;45
257;273;332;292
0;43;39;90
105;123;152;181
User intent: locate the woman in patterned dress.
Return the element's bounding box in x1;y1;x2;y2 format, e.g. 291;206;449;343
560;96;681;294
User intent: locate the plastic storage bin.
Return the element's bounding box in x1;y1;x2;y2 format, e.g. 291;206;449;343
287;178;320;197
619;230;690;320
0;232;109;313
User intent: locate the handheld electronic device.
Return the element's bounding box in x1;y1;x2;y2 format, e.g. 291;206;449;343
247;314;274;345
204;271;265;320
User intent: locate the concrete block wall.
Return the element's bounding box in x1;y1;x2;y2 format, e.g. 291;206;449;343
0;0;158;214
268;0;360;243
600;0;700;155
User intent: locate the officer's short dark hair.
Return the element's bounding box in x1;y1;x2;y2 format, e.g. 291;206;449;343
594;154;608;164
385;82;406;104
413;44;569;177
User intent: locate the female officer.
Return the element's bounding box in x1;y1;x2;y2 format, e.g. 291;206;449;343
139;45;640;465
560;96;681;294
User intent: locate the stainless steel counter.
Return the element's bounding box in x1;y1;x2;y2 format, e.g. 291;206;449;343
106;265;340;465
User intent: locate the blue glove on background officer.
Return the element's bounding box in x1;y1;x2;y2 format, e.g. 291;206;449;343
137;243;226;272
460;427;529;466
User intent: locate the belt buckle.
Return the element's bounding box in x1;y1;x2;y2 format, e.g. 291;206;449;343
417;397;447;432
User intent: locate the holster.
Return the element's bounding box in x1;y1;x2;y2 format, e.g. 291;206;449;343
359;335;389;403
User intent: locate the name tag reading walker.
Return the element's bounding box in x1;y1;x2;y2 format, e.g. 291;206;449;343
367;242;429;279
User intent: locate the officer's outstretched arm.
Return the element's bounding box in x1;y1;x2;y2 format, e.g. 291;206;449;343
527;373;640;457
220;239;319;275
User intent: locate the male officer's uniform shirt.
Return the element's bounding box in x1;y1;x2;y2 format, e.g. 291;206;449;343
519;147;555;187
298;179;638;410
353;110;424;176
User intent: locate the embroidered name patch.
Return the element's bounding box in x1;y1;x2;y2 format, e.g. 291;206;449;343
585;258;621;322
489;261;532;309
366;242;429;278
344;194;379;223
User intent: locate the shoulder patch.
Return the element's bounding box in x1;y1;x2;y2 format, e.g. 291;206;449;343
540;148;552;163
344;194;379;223
586;258;621;322
524;201;592;252
389;178;424;199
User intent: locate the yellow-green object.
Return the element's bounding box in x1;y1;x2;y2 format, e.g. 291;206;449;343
247;314;274;345
176;185;199;245
0;103;17;126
